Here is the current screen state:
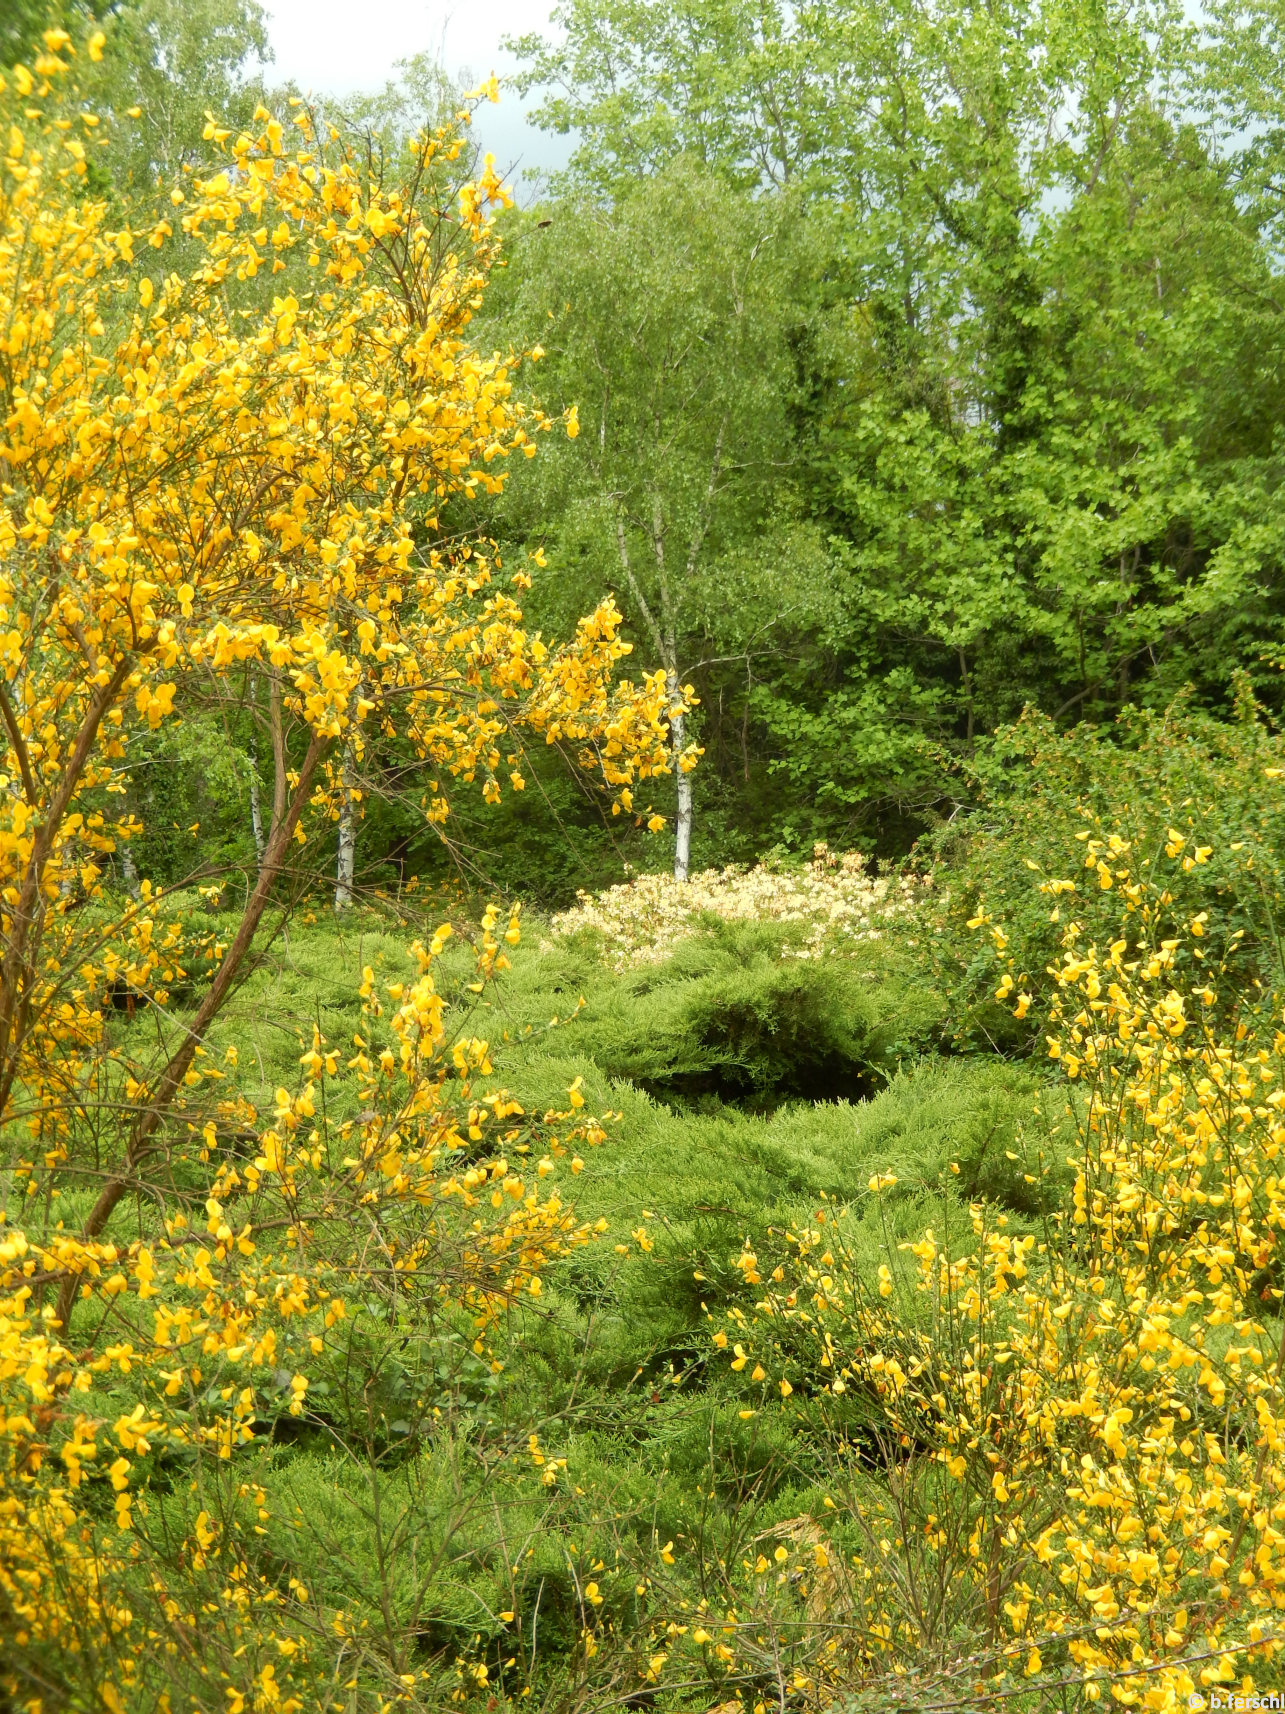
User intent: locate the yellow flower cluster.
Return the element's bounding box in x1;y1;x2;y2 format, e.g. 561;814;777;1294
0;36;677;816
0;909;611;1706
715;839;1285;1705
0;34;680;1185
552;844;919;971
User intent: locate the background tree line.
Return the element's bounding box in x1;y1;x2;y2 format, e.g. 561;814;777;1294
30;0;1285;900
479;0;1285;888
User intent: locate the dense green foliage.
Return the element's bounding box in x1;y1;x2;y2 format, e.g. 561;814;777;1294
919;690;1285;1046
81;706;1264;1708
10;5;1285;1706
472;0;1285;880
60;0;1285;903
83;885;1054;1684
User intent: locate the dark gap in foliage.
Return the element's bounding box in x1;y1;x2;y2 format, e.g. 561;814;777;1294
634;1054;881;1116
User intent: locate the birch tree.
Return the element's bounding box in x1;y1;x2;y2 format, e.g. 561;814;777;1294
497;164;802;876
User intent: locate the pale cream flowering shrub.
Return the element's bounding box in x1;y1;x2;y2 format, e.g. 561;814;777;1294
550;844;921;969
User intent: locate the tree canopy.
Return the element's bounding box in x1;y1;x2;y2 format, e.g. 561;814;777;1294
482;0;1285;869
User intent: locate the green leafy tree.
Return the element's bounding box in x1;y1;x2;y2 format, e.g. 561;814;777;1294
508;0;1285;857
506;0;810;190
488;164;820;876
1;0;126;64
84;0;270;193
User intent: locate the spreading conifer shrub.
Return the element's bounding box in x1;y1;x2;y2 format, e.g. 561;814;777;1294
555;919;940;1110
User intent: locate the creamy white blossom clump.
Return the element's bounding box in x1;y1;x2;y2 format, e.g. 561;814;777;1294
549;844;920;969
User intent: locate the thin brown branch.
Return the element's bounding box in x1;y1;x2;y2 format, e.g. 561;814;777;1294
57;729;332;1331
0;680;37;806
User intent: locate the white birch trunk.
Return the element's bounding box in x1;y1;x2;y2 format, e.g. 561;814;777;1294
334;740;357;911
121;844;142;901
670;706;693;883
247;675;266;867
248;759;265;868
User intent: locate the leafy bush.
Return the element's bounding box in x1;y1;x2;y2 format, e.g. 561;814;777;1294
918;690;1285;1046
486;1052;1057;1395
0;904;620;1709
709;873;1285;1708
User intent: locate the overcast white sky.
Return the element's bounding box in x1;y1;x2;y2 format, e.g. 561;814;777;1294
260;0;571;189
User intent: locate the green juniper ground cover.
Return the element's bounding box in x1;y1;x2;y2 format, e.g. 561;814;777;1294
9;0;1285;1707
114;850;1055;1706
15;699;1267;1711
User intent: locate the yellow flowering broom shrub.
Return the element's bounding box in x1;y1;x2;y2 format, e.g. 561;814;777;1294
701;839;1285;1708
921;696;1285;1052
0;28;682;1710
0;32;676;1179
1;904;615;1707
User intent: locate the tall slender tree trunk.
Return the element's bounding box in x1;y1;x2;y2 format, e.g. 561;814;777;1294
613;485;716;883
249;768;265;866
58;731;331;1331
661;615;691;882
0;659;131;1122
120;843;142;900
671;705;693;883
334;739;357;911
268;676;288;842
247;673;266;866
